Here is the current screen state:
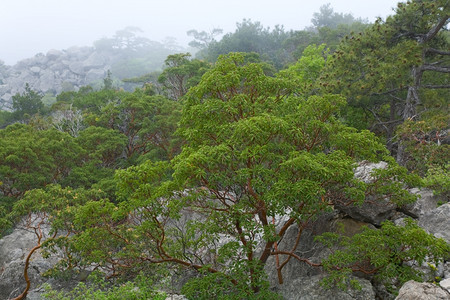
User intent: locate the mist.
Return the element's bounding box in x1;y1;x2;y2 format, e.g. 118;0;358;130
0;0;400;65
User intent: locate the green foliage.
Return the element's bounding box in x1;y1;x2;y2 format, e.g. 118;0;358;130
396;114;450;175
43;272;166;300
93;91;182;162
182;266;280;300
317;219;450;293
0;110;13;127
201;20;292;69
11;83;44;121
0;124;82;199
7;52;406;298
423;164;450;197
157;53;210;100
279;44;329;94
322;0;449;158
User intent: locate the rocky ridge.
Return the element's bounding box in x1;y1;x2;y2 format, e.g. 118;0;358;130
0;47;116;110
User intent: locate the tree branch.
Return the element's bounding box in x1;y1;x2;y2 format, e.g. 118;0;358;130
419;15;449;44
421;84;450;89
426;48;450;56
421;64;450;73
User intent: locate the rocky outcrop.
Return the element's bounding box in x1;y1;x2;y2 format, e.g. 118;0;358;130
0;47;107;110
395;280;450;300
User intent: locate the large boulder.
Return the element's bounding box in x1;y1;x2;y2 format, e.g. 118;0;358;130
0;226;57;299
395;280;450;300
401;188;442;218
83;52;107;69
336;161;397;225
418;203;450;244
265;212;376;299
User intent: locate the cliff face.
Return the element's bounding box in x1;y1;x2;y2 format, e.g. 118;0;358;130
0;47;113;109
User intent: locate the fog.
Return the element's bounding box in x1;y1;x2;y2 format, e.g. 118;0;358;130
0;0;400;65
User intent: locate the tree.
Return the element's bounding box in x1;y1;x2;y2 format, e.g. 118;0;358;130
311;3;366;29
95;90;182;161
11;83;44;121
36;53;425;298
187;28;223;50
103;70;114;90
202;20;292;68
157;53;210;100
323;0;449;164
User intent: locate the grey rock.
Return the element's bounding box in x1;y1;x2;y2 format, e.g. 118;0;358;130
39;70;56;91
265;213;375;297
69;61;84;75
354;161;388;183
46;49;63;60
444;262;450;279
418;203;450;244
0;221;61;300
440;278;450;293
0;84;9;94
83;52;107;69
30;66;41;74
402;188;441;218
336;161;398;225
395;280;450;300
86;68;106;82
1;92;12;102
337;195;397;225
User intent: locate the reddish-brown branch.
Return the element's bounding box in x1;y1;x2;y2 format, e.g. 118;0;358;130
271;250;322;267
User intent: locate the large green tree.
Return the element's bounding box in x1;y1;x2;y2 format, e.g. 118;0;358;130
323;0;449;163
33;53;423;297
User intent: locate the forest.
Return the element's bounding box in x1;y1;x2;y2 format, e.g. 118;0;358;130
0;1;449;299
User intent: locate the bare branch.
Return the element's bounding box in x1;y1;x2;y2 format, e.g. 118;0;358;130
421;64;450;73
421;84;450;89
426;48;450;56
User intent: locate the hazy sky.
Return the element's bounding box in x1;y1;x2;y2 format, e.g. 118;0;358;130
0;0;400;65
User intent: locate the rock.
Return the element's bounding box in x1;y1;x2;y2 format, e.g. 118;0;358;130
86;68;106;82
395;280;450;300
265;212;376;297
30;66;41;74
69;61;84;75
276;275;375;300
46;49;63;60
402;188;441;218
164;294;188;300
337;195;397;225
83;52;107;69
440;278;450;292
336;161;398;225
418;203;450;244
39;70;56;91
0;221;61;300
354;161;388;183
